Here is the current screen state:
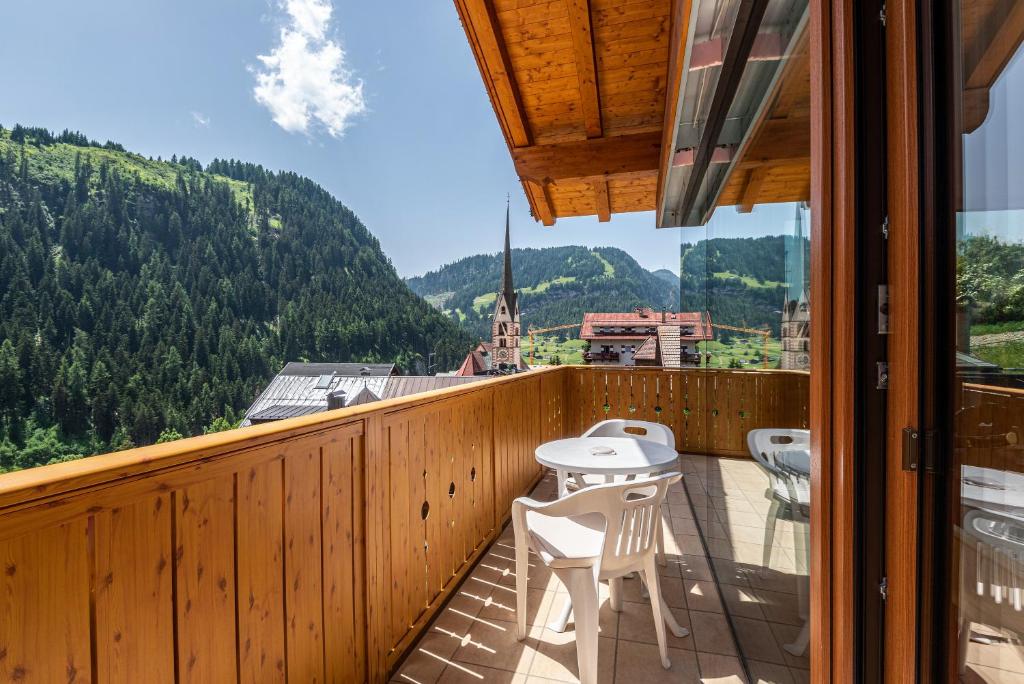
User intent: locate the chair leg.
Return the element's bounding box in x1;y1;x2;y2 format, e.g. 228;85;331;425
556;566;601;684
657;509;668;567
549;595;573;633
762;497;782;572
783;618;810;657
513;523;529;641
639;568;689;639
609;577;623;612
642;558;672;669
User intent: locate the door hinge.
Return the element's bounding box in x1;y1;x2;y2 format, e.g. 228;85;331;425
902;427;919;470
878;284;889;334
902;427;939;472
879;577;888;601
877;361;889;390
879;4;887;27
881;215;889;239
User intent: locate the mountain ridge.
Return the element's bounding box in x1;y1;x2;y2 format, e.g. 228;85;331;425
407;245;679;340
0;124;471;470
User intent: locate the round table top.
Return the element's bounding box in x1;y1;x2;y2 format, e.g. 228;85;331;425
535;437;679;476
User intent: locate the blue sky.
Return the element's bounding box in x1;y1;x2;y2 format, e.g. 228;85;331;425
0;0;792;276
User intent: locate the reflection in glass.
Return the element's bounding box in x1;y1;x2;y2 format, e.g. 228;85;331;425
680;202;811;679
952;3;1024;680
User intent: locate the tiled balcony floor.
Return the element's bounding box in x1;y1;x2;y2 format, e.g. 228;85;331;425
391;456;812;684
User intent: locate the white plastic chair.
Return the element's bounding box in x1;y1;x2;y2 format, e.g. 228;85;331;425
512;472;688;684
746;428;811;656
572;419;678;569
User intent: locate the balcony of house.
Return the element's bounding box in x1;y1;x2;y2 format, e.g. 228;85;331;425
0;364;814;683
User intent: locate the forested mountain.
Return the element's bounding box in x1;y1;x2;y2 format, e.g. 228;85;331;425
407;246;678;339
680;235;809;337
0;124;471;471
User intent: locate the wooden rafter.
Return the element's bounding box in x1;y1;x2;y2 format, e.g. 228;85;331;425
566;0;602;138
738;167;768;213
523;179;555;226
513;131;661;183
454;0;532;147
594;179;611;222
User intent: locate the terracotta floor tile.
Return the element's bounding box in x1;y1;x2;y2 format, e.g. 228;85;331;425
697;651;748;683
450;616;538;674
614;641;700;682
731;617;785;665
746;659;796;684
767;622;809;668
528;634;615;683
690;610;738;656
437;662;528;683
685;579;724;614
720;583;767;620
617;600;692;649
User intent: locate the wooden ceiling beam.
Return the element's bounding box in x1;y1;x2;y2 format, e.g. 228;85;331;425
566;0;602;138
513;131;661;183
594;179;611;222
523;179;555;226
455;0;532;147
738;166;768;213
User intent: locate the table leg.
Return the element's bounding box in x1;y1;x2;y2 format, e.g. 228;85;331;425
556;469;568;498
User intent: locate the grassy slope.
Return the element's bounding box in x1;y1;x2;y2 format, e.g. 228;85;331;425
0;132;253;211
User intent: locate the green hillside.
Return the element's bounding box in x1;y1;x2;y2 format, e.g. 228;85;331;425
0;124;472;471
407;246;679;341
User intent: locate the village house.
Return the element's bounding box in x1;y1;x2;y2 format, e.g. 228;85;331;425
580;308;712;366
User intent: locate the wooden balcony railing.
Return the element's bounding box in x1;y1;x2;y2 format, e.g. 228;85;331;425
0;366;810;682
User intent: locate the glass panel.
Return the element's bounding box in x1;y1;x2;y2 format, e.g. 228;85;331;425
680;201;811;679
951;3;1024;680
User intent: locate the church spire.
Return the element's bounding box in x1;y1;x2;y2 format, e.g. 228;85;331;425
500;197;516;309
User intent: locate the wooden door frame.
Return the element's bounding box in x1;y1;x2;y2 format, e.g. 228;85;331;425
885;0;924;682
810;0;858;681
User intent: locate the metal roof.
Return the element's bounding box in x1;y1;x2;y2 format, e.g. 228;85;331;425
380;376;480;400
279;362;395;377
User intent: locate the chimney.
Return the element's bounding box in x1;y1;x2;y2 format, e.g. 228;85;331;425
661;309;667;323
327;389;347;410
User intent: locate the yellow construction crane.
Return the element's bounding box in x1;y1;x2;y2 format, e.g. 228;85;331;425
526;323;582;365
710;323;772;369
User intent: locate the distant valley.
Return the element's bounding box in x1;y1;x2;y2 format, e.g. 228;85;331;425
407;246;679;340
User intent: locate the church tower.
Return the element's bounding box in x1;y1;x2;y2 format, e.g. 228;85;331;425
781;203;811;370
491;201;522;371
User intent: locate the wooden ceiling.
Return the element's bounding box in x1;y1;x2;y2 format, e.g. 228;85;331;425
960;0;1024;133
454;0;811;224
454;0;673;224
715;32;811;211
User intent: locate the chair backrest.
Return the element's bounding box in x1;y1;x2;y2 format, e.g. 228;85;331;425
746;428;809;467
746;429;810;503
583;419;675;450
555;471;681;575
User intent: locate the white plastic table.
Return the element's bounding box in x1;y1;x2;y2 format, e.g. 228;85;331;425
535;436;681;634
535;437;680;498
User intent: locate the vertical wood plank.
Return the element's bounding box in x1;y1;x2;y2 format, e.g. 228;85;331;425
323;434;364;683
94;495;174;683
0;521;91;683
175;477;237;683
236;460;286;682
284;444;325;683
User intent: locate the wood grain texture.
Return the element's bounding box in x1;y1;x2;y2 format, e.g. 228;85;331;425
0;522;90;683
885;0;921;681
93;495;174;683
283;442;325;683
174;477;237;683
566;0;603;137
236;459;286;682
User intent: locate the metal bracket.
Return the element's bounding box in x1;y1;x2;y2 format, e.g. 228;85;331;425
902;427;919;470
877;361;889;390
879;3;887;27
879;576;888;601
881;215;889;239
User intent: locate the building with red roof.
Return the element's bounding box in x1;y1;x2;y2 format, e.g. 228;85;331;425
580;308;712;366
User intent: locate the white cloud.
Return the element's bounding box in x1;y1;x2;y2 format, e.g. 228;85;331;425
252;0;366;138
191;111;210;127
